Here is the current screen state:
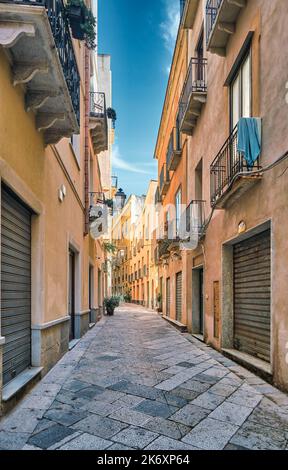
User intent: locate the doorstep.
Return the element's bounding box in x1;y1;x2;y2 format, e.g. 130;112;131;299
2;367;43;402
192;333;205;343
69;339;81;350
162;315;187;333
222;348;272;381
89;322;96;329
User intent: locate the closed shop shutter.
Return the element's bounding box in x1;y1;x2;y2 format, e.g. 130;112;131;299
166;278;170;317
233;230;271;363
1;187;32;385
176;271;182;322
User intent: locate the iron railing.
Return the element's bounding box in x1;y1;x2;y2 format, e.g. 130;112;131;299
5;0;81;124
178;57;208;127
186;200;206;236
206;0;222;45
210;124;261;206
166;127;181;170
160;164;170;194
90;92;106;118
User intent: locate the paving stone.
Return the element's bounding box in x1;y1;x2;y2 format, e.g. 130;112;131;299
145;436;198;451
169;387;200;401
0;431;29;450
109;380;165;401
75;385;105;399
0;408;43;433
182;417;239;450
177;362;195;369
181;379;211;393
230;421;287;450
247;398;288;431
201;367;228;378
114;394;145;407
109;407;151;426
21;395;55;410
93;389;126;403
62;379;91;392
193;373;219;385
210;401;253;426
58;432;112;450
228;387;262;409
209;382;238;397
55;390;91;409
108;442;135;450
32;418;57;436
224;443;249;450
169;404;209;427
31;383;62;397
191;391;225;410
22;444;42;450
72;414;127;439
142;417;191;440
112;426;158;449
160;391;188;408
28;424;75;449
44;408;88;426
134;399;178;418
87;400;124;417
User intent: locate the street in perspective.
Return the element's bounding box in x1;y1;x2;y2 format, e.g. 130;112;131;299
0;0;288;456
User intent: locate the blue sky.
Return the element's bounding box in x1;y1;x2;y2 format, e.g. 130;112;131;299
98;0;180;196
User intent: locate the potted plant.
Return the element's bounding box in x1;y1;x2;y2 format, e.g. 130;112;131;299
105;198;114;209
104;296;120;316
65;0;96;49
65;0;85;40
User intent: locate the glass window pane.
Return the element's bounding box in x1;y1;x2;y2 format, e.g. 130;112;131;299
232;75;240;128
242;54;251;118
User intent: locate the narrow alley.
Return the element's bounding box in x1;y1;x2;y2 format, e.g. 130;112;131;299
0;305;287;451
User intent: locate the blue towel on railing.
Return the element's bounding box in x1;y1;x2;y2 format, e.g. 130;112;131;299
237;118;261;168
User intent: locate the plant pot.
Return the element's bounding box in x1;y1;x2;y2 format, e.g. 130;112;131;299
106;308;114;316
67;6;85;40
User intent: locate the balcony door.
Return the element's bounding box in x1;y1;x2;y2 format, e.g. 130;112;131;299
230;51;251;131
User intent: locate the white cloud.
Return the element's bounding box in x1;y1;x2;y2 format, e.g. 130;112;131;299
112;146;150;174
160;0;180;53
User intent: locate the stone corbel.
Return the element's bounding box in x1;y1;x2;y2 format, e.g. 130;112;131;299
0;21;35;48
36;113;65;132
218;22;236;35
209;47;226;57
44;129;73;146
193;94;207;104
227;0;246;7
13;63;49;86
26;90;58;112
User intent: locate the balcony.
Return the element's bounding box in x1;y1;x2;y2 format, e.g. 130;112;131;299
206;0;247;56
179;58;207;135
160;164;170;197
185;200;206;243
155;186;161;205
181;0;200;29
158;239;171;260
210;121;262;209
167;127;182;171
0;0;80;144
89;92;108;154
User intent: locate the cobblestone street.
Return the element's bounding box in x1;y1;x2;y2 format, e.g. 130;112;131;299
0;305;288;451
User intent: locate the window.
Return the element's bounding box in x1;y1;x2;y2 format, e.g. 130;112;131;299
230;51;251;130
175;188;182;237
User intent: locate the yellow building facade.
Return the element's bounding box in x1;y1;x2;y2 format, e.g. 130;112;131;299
0;0;111;412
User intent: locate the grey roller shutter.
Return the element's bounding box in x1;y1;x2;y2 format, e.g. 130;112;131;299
176;271;182;322
233;230;271;363
1;187;32;385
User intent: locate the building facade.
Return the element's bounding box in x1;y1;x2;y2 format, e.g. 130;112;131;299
155;0;288;392
0;0;112;413
111;181;159;310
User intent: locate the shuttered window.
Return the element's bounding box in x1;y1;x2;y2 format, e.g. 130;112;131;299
176;272;182;322
1;187;32;385
233;230;271;362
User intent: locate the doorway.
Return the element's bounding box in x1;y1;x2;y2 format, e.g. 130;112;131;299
192;267;204;337
89;265;94;324
68;250;76;340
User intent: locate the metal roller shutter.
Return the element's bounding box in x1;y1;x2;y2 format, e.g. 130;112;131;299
166;278;170;317
176;271;182;322
1;187;32;385
233;230;271;363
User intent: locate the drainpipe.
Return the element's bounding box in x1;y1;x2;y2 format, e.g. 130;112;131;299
84;45;90;236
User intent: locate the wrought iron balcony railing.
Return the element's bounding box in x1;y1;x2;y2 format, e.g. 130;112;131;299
186;200;206;237
210;124;262;207
167;127;182;171
90;91;106;118
160;164;170;196
206;0;222;45
178;57;207;132
5;0;81;124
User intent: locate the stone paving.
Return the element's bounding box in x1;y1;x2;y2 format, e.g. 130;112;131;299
0;304;288;450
